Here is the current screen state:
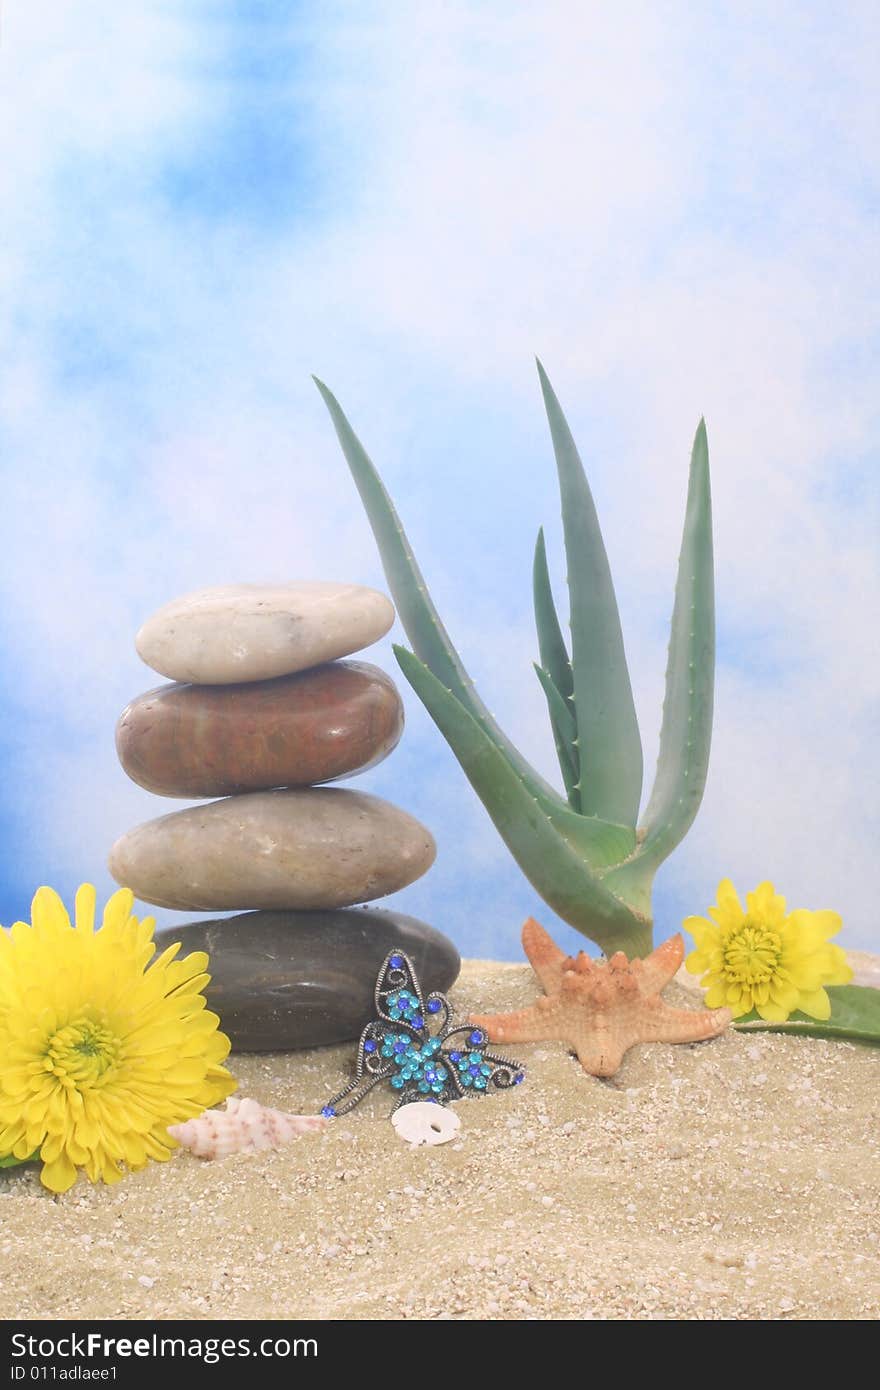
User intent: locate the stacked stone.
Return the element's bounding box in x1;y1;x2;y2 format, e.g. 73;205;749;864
109;582;459;1051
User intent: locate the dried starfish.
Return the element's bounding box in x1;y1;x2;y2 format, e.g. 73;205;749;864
470;918;731;1076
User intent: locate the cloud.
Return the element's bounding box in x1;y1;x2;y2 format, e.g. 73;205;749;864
0;2;877;954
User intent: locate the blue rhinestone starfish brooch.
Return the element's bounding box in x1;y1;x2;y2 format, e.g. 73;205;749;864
322;951;525;1118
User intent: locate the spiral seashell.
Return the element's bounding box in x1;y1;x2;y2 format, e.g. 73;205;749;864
169;1096;327;1159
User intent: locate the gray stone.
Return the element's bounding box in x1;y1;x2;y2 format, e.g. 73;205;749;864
154;908;461;1051
108;788;436;911
135;581;394;684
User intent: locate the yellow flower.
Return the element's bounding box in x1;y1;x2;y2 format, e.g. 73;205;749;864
0;884;235;1193
685;878;852;1022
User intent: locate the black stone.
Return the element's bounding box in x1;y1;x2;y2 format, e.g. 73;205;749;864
155;908;461;1052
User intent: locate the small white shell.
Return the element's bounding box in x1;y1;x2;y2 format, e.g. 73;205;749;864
391;1101;461;1148
169;1096;326;1159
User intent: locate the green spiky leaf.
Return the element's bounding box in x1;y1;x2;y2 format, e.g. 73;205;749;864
533;663;579;803
604;421;714;905
536;361;643;827
733;985;880;1044
314;376;567;816
533;529;579;806
394;645;646;954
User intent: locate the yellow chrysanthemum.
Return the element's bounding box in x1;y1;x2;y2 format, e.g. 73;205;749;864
0;884;235;1193
685;878;852;1023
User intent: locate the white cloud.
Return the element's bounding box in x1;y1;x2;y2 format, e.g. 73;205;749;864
0;2;876;952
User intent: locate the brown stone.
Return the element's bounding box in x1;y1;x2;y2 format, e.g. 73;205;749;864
115;661;404;797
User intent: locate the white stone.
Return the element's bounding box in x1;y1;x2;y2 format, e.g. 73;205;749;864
135;582;395;684
391;1102;461;1148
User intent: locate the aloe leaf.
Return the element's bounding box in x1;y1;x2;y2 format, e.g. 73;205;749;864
533;529;580;806
733;985;880;1044
395;645;646;953
533;527;575;701
533;663;576;744
397;644;631;866
533;663;579;803
314;377;568;814
536;361;643;827
625;420;714;881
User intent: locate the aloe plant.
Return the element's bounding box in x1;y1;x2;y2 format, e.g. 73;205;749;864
315;363;714;958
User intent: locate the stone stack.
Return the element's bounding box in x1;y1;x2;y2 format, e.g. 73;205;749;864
109;581;459;1050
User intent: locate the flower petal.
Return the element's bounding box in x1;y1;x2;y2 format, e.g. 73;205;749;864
769;980;800;1013
755;999;791;1023
805;909;842;940
746;880;786;926
796;988;832;1021
703;981;729;1009
710;879;743;931
40;1151;77;1194
821;944;852;986
74;884;97;936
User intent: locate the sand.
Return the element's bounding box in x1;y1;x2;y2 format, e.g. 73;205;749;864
2;958;878;1322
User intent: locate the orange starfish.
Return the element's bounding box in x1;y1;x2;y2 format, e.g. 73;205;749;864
471;918;731;1077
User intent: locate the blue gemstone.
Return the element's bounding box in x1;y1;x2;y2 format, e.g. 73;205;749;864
469;1064;480;1076
321;1105;336;1118
449;1051;461;1062
364;1040;377;1054
469;1030;484;1044
411;1014;423;1029
427;999;442;1014
394;1041;407;1053
513;1073;524;1085
425;1069;436;1083
389;954;403;968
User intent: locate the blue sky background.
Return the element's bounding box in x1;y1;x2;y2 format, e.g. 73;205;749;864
0;2;877;960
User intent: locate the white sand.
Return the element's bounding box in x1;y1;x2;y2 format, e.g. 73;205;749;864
2;959;878;1321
